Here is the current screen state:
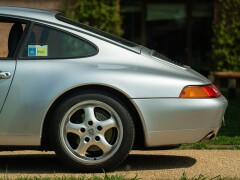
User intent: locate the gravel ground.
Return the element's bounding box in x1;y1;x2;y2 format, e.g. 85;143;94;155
0;150;239;179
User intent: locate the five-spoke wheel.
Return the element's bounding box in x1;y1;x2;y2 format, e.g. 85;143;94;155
51;91;135;172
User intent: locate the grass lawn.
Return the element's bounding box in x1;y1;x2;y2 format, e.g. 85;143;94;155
179;88;240;150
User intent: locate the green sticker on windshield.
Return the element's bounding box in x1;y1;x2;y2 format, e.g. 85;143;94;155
37;45;48;56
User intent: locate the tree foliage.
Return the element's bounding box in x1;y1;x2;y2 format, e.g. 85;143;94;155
212;0;240;72
63;0;123;36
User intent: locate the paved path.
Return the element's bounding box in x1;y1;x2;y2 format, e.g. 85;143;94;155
0;150;239;179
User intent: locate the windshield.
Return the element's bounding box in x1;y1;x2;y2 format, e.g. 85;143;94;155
56;14;138;47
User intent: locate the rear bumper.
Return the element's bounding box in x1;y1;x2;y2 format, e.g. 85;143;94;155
132;95;228;147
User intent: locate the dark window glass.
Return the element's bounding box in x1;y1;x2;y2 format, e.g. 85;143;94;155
21;24;97;59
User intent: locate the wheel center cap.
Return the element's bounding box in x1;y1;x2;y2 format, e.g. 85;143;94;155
88;128;95;136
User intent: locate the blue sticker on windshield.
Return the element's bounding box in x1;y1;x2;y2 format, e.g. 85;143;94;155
28;45;37;56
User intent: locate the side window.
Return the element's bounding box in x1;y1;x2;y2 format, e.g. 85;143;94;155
0;20;26;58
21;24;98;59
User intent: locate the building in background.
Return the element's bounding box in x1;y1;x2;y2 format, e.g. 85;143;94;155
121;0;215;76
0;0;215;75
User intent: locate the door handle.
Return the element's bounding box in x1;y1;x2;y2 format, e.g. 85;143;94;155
0;72;11;79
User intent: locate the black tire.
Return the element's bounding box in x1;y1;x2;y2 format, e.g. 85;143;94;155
50;90;135;172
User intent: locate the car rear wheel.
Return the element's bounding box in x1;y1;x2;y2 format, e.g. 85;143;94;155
50;91;135;172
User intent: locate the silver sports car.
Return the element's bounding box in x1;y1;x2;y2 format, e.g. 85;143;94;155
0;6;227;171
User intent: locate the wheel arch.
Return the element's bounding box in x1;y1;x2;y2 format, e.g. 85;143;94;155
41;84;146;150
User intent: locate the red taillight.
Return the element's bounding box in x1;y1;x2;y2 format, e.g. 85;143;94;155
179;84;221;98
204;84;221;97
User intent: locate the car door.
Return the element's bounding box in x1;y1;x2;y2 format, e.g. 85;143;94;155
0;17;28;112
0;61;15;112
0;17;30;140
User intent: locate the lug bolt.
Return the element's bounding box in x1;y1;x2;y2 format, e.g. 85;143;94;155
80;128;86;133
95;136;100;141
85;137;90;142
88;121;93;126
97;126;102;131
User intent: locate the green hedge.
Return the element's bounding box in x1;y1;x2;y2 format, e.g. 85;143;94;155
63;0;123;36
212;0;240;72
